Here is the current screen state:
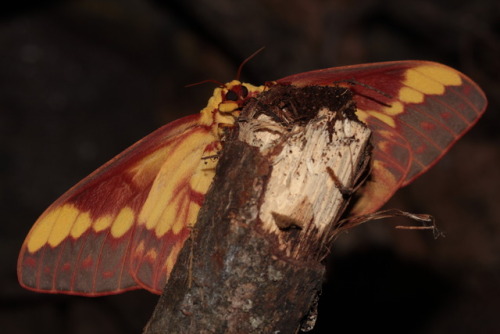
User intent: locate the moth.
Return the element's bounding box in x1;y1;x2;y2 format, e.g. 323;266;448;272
18;61;487;296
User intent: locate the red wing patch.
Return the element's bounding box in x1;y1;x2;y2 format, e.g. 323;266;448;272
18;114;216;295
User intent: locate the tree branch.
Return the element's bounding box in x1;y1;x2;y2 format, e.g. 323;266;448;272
143;85;372;333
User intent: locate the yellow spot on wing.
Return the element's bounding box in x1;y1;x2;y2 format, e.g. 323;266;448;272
70;211;92;238
351;160;398;215
93;215;113;232
141;131;210;227
171;219;186;235
145;248;158;261
399;86;424;104
355;109;369;124
27;205;65;252
404;68;445;95
47;204;80;248
171;202;199;233
140;130;216;237
27;211;56;252
154;199;178;237
415;65;462;86
134;240;145;257
384;101;404;116
190;158;217;194
400;64;462;104
110;207;135;238
358;109;396;128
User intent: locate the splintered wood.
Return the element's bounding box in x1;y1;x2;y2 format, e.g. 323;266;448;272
238;85;371;258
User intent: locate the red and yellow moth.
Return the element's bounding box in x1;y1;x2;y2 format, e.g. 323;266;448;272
18;61;487;296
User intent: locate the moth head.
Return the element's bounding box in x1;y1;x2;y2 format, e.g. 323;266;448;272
219;80;265;113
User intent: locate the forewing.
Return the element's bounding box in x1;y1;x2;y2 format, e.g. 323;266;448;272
278;61;487;215
18;114;215;295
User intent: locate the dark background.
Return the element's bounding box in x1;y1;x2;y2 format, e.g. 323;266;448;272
1;0;499;333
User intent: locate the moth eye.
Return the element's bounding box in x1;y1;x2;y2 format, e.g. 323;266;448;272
240;85;248;98
225;90;238;101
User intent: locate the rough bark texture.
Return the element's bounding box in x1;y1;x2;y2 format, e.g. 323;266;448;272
144;141;325;333
143;85;372;333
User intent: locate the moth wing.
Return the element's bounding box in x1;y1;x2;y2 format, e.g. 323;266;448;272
18;114;217;295
278;61;487;215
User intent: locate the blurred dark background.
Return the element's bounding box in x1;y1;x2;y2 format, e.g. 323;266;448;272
1;0;498;333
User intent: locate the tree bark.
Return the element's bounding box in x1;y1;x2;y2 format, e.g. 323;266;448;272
143;85;372;333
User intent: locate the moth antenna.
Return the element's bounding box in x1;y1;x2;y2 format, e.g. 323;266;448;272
185;79;225;88
236;47;265;81
186;48;265;88
334;79;393;99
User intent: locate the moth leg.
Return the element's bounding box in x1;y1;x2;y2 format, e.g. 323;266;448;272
326;166;353;199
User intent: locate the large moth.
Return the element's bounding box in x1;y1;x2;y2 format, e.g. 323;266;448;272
18;61;487;296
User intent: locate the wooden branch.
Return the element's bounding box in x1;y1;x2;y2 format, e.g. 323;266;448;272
143;85;372;333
